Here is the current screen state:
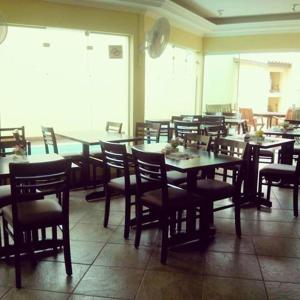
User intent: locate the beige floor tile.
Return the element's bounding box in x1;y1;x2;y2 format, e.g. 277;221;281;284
0;287;10;298
93;243;152;269
69;295;112;300
254;236;300;258
259;256;300;283
266;281;300;300
70;223;116;242
0;288;69;300
78;210;124;226
74;265;144;299
202;276;267;300
136;270;203;300
204;252;262;279
147;247;204;275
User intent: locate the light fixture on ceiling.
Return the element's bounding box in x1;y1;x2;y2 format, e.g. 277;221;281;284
292;3;300;12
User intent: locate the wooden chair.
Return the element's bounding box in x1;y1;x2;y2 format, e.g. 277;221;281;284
2;159;72;288
101;141;160;238
192;138;250;236
174;121;202;141
239;107;263;131
0;126;31;157
184;133;212;150
105;121;123;133
132;148;203;264
135;122;161;144
199;116;227;137
259;153;300;216
171;116;183;123
146;120;171;142
0;186;11;251
41;126;83;186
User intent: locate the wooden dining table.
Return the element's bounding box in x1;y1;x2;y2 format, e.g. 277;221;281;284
254;112;285;128
132;143;243;240
55;130;144;200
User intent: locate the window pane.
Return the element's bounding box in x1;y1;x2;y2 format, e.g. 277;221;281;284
0;26;129;136
145;45;198;119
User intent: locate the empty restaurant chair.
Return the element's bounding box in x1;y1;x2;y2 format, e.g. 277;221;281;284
2;159;72;288
135;122;161;144
174;120;202;142
146;120;171;142
41;126;83;186
258;153;300;216
191;138;250;236
100;141;159;239
132;148;204;264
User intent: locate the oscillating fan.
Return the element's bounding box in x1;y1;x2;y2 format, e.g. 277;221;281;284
0;12;8;45
145;17;170;59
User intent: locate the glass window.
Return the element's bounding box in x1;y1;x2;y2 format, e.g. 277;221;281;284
0;26;129;136
145;45;199;120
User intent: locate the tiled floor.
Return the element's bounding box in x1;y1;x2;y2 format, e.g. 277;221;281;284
1;186;300;300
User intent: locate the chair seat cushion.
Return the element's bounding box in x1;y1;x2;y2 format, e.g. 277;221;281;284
260;163;296;178
108;175;160;193
0;185;11;209
141;186;202;210
167;171;187;185
195;179;235;200
3;198;63;227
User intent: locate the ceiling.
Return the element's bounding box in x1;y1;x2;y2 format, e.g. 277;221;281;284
173;0;300;24
45;0;300;36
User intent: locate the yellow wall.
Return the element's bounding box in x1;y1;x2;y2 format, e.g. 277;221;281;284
204;33;300;54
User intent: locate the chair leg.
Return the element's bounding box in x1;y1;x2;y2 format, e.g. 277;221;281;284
160;213;168;264
293;182;298;217
266;181;272;201
52;226;58;254
62;223;72;276
103;186;111;227
14;231;22;288
92;164;97;188
257;174;263;209
124;193;131;239
3;218;10;262
134;201;142;249
233;194;241;237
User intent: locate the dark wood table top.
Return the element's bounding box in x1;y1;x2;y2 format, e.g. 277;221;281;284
264;128;300;137
254;112;285;118
132;143;242;172
225;135;294;148
55;130;143;145
0;154;65;177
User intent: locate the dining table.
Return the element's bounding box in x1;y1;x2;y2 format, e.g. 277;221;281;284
224;135;295;207
132;143;243;241
55;130;144;200
254;112;285;128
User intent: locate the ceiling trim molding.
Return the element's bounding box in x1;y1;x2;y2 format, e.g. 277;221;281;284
207;19;300;37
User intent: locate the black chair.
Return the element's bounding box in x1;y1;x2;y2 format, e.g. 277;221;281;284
105;121;123;133
192;138;250;236
135;122;161;144
2;159;72;288
174;121;202;141
132;148;203;264
0;185;11;250
101;141;159;238
146;120;171;142
90;121;123;186
258;153;300;216
184;133;212;150
199;116;227;137
0;127;31;157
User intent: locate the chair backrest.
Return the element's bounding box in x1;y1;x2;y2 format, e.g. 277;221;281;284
239;108;255;126
132;148;168;207
106;121;123;133
171;116;183;123
9;159;71;225
135;122;161;144
199;116;227;137
0;126;28;156
146;120;170;142
181;115;202;122
206;104;232;113
41;126;58;154
100;141;130;186
174;121;201;140
214;137;250;186
184;133;212;150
